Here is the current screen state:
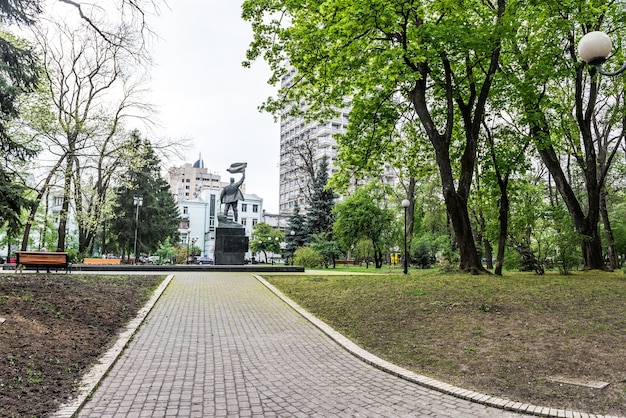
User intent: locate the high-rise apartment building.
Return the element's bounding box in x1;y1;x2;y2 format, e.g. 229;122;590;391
278;68;400;216
278;68;351;215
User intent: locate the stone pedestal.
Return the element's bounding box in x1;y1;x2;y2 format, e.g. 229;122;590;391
214;217;248;265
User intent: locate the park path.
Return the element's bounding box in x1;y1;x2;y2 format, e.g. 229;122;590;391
74;272;537;417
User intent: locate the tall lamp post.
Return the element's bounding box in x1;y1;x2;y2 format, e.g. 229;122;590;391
289;230;296;265
133;195;143;264
578;31;626;76
401;199;410;275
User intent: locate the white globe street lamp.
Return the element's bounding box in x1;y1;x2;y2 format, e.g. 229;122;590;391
578;31;626;76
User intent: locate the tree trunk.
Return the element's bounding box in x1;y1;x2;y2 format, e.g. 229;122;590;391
444;191;483;274
600;186;618;271
56;158;74;252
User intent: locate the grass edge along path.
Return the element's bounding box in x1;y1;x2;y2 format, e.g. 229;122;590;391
262;270;626;417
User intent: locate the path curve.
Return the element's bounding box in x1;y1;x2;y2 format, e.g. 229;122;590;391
71;273;565;417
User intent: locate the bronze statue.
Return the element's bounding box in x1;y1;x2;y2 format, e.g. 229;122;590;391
220;162;246;222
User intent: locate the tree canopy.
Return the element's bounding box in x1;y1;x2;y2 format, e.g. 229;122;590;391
333;182;396;268
109;131;179;259
243;0;626;272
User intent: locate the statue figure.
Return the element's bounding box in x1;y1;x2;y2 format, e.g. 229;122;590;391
220;162;247;222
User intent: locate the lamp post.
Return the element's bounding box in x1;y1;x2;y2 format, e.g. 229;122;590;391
191;236;198;263
133;195;143;264
272;236;280;264
289;230;296;265
401;199;410;275
578;31;626;76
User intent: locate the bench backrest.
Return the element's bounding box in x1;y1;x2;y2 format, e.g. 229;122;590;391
16;251;69;266
83;258;121;265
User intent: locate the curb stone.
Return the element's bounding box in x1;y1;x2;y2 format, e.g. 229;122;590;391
253;274;622;418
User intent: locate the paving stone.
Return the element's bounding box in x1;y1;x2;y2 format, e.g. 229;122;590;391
52;272;605;417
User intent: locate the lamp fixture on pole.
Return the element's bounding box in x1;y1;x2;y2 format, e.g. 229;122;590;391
578;31;626;76
401;199;411;275
133;195;143;264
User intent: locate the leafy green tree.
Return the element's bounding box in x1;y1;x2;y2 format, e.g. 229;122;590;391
333;182;396;268
353;238;374;265
304;156;335;238
249;222;283;263
154;237;176;265
243;0;513;273
293;246;325;268
109;131;180;260
308;232;342;268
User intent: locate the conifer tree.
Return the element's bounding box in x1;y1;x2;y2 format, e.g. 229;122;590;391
109;131;180;259
0;4;40;246
285;200;306;260
304;156;335;239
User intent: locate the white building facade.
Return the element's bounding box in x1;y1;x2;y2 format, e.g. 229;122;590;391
178;188;263;260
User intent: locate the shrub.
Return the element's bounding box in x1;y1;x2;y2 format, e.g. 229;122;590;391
293;246;325;268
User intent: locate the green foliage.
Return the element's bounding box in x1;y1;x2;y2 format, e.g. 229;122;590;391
0;23;40;241
243;0;626;272
109;131;180;258
293;246;325;268
353;238;374;263
412;241;432;269
154;237;176;264
250;222;284;262
304;156;335;237
308;233;342;268
0;168;34;235
332;182;395;268
284;201;307;262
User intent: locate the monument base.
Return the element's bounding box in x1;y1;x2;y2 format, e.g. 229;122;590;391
214;224;248;265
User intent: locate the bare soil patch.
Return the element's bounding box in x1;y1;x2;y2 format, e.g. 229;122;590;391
0;274;164;418
267;271;626;417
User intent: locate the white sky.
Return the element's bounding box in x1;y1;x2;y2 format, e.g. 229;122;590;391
147;0;280;212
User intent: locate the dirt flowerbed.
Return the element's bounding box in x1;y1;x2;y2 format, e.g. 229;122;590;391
0;274;164;418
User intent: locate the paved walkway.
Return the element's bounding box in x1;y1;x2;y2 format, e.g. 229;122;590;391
60;272;580;417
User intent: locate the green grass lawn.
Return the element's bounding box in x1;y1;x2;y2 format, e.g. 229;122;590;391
264;269;626;416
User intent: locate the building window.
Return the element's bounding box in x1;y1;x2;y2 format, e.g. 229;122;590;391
241;204;247;212
242;218;247;226
252;204;259;213
183;206;188;214
252;219;257;226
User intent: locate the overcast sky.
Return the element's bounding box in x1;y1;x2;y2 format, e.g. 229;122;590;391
147;0;281;212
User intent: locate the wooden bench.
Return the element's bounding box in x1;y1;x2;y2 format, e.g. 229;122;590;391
15;251;70;273
83;258;121;265
334;259;357;266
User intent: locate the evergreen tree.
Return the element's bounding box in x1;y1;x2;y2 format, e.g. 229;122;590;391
304;156;335;239
284;201;306;264
0;10;40;246
109;131;180;259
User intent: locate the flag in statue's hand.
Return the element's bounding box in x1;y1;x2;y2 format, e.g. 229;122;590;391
227;162;247;174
